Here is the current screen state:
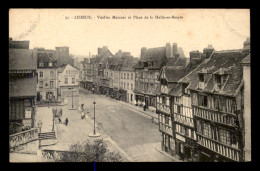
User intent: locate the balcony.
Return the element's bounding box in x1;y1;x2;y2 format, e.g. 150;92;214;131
173;114;194;128
159;122;173;136
157;103;170;115
9;128;38;151
193;105;238;127
197;133;240;161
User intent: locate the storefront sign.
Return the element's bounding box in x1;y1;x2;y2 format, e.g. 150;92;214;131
25;107;32;119
176;134;186;142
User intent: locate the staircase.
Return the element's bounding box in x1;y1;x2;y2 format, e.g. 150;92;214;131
38;132;56;140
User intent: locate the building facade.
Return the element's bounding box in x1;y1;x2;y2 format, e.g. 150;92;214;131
9;39;37;133
36;52;59;102
57;64;80;105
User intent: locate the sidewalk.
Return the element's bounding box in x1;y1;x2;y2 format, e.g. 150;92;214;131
154;144;184;162
10;153;54;162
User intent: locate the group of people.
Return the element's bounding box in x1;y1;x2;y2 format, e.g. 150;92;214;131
58;117;69;126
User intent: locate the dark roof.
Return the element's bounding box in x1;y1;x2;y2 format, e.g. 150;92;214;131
37;53;58;68
179;50;250;96
162;66;187;82
9;77;37;97
9;49;36;70
57;64;68;73
169;84;182;97
121;61;138;71
9;40;29;49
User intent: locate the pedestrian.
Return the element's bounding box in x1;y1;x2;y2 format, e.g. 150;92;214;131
81;112;85;119
60;108;63;116
58;118;62;124
65;118;68;126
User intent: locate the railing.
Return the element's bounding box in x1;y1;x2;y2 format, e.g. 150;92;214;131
197;133;240;161
157;103;170;114
193;106;237;127
174;114;194;127
159;122;173;136
9;128;38;150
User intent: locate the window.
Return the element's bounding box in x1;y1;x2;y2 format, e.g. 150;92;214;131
49;62;53;67
72;78;75;83
39;81;43;88
131;84;133;90
196;120;201;133
39;72;43;78
177;105;181;114
162;96;166;105
50;81;54;88
199;74;204;82
131;73;133;80
220;129;231;145
121;73;123;79
203;122;209;137
127;73;129;79
127;83;129;89
39;62;44;67
165;116;169;125
131;94;133;101
111;73;113;77
199;95;208;107
124;73;126;79
99;64;102;68
50;71;54;78
65;78;68;84
124;82;126;89
215;75;221;84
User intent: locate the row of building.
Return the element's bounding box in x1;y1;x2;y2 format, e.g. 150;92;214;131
79;39;251;162
9;38;80;134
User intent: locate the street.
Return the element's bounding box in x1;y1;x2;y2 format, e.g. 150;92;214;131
78;89;174;162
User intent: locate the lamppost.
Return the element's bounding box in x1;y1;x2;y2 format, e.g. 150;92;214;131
38;120;43;149
88;101;100;137
68;87;76;110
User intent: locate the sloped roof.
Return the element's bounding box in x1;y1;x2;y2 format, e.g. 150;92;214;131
37;53;58;68
162;66;187;83
57;64;68;73
9;49;36;70
9;77;37;97
240;54;250;64
121;61;138;71
179;50;249;96
169;84;182;97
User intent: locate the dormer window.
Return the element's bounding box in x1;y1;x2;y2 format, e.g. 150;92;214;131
139;62;141;66
199;74;204;82
39;62;44;67
49;62;53;67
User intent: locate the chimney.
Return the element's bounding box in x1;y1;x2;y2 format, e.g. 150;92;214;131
141;47;147;58
166;43;172;58
172;43;177;56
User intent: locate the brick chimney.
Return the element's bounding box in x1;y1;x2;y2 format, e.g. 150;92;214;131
166;43;172;58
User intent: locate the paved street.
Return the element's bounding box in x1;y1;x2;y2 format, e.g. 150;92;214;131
79;89;174;162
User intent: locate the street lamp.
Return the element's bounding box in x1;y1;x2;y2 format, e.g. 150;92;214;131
68;87;76;110
37;120;43;148
88;101;100;137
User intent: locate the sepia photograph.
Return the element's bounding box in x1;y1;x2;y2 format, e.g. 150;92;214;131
9;8;250;162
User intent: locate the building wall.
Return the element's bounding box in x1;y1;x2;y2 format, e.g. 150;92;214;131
243;64;251;161
120;70;135;103
37;68;58;100
58;65;80;101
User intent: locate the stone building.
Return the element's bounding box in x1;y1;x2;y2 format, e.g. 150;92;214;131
36;52;59;102
57;64;80;107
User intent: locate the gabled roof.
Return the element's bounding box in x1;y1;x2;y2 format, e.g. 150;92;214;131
9;49;36;70
160;66;187;83
57;64;68;73
9;77;37;97
179;50;250;96
121;61;138;71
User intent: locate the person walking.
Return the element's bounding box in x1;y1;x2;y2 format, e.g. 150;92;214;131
65;118;68;126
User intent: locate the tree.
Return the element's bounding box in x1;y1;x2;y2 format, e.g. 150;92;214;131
55;138;124;162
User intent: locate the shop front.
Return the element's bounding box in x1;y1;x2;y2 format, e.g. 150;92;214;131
161;132;175;156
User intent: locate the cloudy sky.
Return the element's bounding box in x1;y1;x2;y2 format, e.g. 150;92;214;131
9;9;250;58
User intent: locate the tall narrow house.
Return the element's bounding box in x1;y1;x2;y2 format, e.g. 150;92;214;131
180;49;250;162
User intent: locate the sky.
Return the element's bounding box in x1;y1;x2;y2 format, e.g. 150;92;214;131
9;9;250;59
